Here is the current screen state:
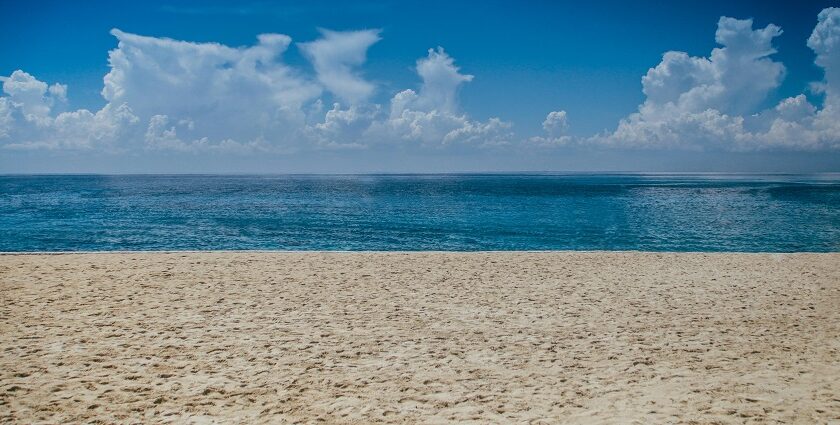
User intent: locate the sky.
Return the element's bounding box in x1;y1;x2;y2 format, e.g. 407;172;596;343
1;0;839;173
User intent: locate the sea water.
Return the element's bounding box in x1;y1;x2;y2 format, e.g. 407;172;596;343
1;174;838;252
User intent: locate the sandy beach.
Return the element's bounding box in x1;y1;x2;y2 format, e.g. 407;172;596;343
1;252;838;424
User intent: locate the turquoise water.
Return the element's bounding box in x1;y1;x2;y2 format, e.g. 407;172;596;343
0;174;838;252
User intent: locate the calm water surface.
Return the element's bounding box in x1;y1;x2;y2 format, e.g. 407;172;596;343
1;174;838;252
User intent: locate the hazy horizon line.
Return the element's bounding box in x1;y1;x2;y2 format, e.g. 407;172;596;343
3;171;840;177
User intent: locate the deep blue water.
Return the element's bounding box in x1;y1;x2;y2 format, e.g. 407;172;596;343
1;174;838;252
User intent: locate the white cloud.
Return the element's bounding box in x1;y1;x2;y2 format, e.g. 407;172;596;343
805;7;840;146
808;8;840;94
640;17;784;117
300;47;512;149
528;110;572;147
542;110;568;136
594;10;840;151
0;70;139;149
367;47;512;147
307;102;379;149
3;29;513;154
298;29;381;104
143;114;270;153
412;47;473;113
1;34;510;154
104;28;320;151
740;7;840;151
775;94;816;122
144;114;184;151
597;17;784;149
5;10;838;160
1;29;330;152
0;98;12;139
49;103;139;150
1;70;67;124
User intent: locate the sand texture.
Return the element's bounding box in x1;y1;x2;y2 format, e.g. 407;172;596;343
1;252;839;424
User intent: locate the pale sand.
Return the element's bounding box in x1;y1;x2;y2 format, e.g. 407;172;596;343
1;252;839;424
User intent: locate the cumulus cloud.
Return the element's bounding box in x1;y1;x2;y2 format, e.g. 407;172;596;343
528;110;572;147
542;110;568;135
307;103;379;149
0;70;138;149
597;17;783;149
5;9;838;159
368;47;512;147
143;114;270;153
741;8;840;151
104;28;320;150
0;98;11;139
596;10;840;151
808;8;840;93
1;29;510;153
48;104;139;150
0;29;328;152
804;7;840;145
1;70;67;125
298;29;381;104
411;47;473;113
641;18;784;116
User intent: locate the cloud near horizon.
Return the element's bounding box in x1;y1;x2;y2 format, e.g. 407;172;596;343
593;9;840;151
298;28;381;104
1;8;839;156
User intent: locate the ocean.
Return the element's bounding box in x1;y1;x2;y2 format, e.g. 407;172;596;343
1;174;838;252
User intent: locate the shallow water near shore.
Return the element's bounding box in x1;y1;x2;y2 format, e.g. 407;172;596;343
1;173;839;252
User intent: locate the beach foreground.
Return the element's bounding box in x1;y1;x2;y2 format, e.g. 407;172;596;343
1;252;838;424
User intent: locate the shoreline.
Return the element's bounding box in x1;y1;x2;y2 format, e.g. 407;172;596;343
1;250;837;255
2;252;839;423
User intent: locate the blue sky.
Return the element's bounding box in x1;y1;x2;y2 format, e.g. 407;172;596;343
1;0;839;172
